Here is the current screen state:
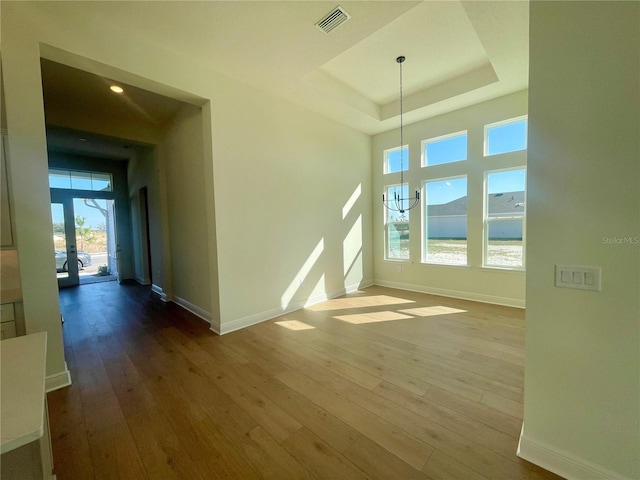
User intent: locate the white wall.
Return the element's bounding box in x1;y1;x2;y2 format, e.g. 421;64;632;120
157;104;214;321
520;2;640;479
209;81;372;332
128;147;162;286
1;15;67;382
372;91;528;307
1;1;373;352
42;104;161;147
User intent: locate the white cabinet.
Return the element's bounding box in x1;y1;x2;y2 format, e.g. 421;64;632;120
1;131;23;338
0;332;54;480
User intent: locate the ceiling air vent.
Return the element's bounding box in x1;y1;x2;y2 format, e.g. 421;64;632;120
315;6;350;34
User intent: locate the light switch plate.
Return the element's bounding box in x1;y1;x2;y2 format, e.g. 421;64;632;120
555;265;601;291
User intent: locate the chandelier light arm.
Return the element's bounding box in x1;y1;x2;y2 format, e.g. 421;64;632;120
382;189;420;214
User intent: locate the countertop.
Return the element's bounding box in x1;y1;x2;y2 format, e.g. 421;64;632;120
0;331;47;454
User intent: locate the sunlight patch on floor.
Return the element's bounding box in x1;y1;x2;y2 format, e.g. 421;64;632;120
333;310;414;324
308;295;415;312
399;306;466;317
275;320;316;331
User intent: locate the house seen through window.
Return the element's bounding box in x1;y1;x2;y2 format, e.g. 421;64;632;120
485;168;526;268
424;177;467;265
382;115;526;270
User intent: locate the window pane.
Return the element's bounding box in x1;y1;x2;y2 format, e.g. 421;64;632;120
487;169;526;216
385;146;408;174
425;177;467;265
487;220;523;267
91;173;112;192
388;222;409;260
486;118;527;156
70;171;92;190
385;184;410;260
49;169;71;189
49;169;113;192
424;132;467;167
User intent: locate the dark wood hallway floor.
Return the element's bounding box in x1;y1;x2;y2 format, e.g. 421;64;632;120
48;281;562;479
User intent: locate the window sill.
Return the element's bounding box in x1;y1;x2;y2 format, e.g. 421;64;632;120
480;266;525;274
383;259;412;264
420;262;470;269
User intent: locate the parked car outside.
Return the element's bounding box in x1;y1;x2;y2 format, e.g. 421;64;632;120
55;250;92;272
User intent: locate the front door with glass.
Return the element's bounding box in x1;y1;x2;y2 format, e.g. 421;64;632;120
52;199;80;287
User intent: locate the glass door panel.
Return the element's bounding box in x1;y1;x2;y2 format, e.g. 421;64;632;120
72;198;118;281
52;200;79;287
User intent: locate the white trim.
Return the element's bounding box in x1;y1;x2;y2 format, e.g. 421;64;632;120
219;281;373;335
517;431;630;480
151;284;168;302
134;277;151;286
45;363;71;392
373;279;525;309
209;320;221;336
172;296;211;325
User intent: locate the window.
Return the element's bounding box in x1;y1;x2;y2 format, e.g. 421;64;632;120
384;184;410;260
485;117;527;156
384;146;408;174
424;177;467;265
485;168;526;268
48;169;113;192
423;131;467;167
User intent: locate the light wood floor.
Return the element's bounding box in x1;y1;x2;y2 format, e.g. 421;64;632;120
49;282;562;480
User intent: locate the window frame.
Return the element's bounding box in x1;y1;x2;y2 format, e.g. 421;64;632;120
421;130;468;168
484;115;528;157
383;145;409;175
483;167;527;270
48;168;113;192
422;175;468;266
383;183;411;262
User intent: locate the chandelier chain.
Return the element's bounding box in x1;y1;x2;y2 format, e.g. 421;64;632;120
382;55;420;216
399;57;404;185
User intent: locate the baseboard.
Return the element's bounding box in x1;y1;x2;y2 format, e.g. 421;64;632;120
134;277;151;286
373;279;525;309
151;284;168;302
209;320;221;335
45;363;71;392
219;280;373;335
517;430;629;480
172;295;212;325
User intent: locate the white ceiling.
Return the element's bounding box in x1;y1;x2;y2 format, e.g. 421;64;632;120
40;0;529;146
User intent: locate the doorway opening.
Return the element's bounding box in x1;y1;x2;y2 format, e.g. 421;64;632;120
51;196;119;288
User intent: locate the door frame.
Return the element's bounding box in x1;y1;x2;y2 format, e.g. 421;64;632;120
51;197;80;288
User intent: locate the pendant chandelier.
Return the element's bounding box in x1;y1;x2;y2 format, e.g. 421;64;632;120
382;55;420;216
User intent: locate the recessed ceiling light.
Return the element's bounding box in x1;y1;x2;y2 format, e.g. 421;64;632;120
110;85;124;94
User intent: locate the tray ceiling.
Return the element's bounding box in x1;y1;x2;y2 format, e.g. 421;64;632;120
38;1;529;138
